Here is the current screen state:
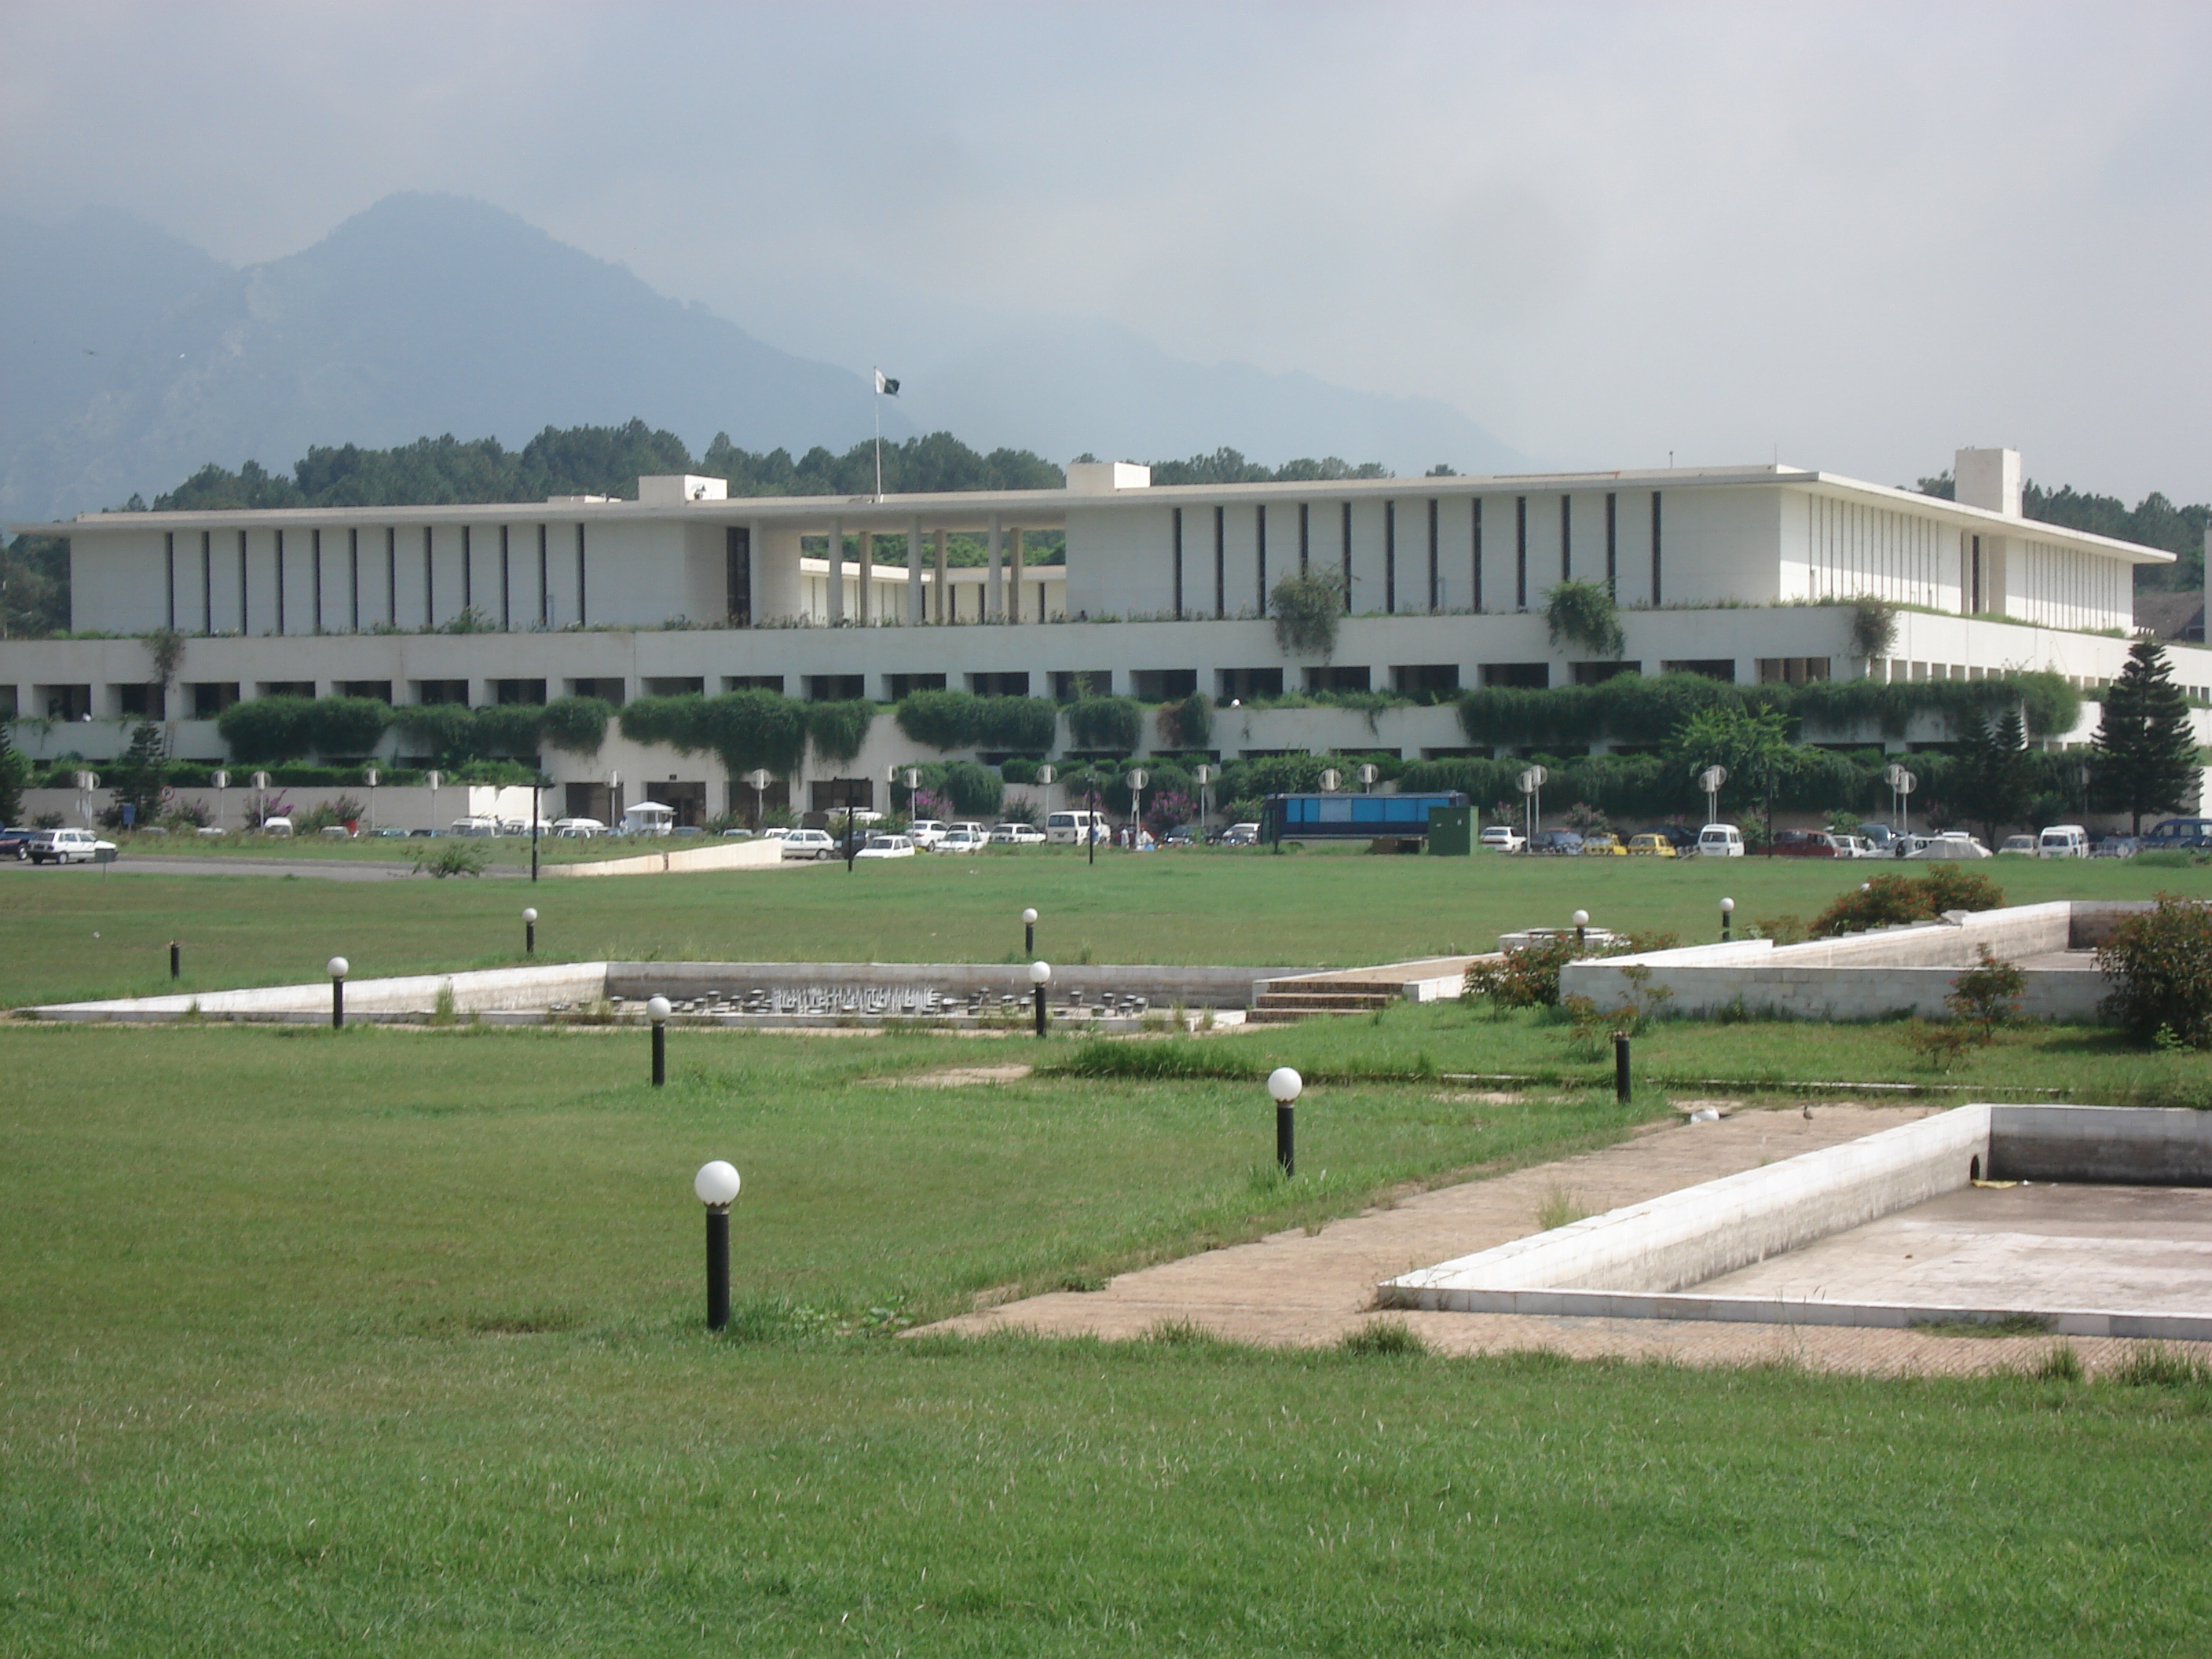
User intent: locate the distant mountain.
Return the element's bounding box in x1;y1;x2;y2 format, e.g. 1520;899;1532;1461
895;317;1531;480
0;192;1530;525
0;194;895;522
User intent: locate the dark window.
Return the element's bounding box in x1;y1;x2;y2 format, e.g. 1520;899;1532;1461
1481;662;1550;689
201;531;213;633
966;672;1030;698
808;778;876;815
1515;496;1528;609
258;681;313;698
412;679;471;706
1560;496;1571;583
1304;665;1371;693
537;524;549;625
1650;492;1663;605
1604;493;1617;599
1341;501;1353;610
274;527;285;635
1214;504;1225;618
1391;664;1460;701
1298;501;1309;575
1970;534;1983;613
423;526;434;624
1171;507;1184;618
1661;659;1734;683
188;682;240;718
38;683;93;720
493;679;548;705
117;683;162;717
716;676;777;695
461;524;473;615
386;527;397;625
1471;497;1484;613
808;674;867;701
1384;500;1396;613
1255;504;1268;612
336;680;392;701
888;673;948;699
349;529;360;632
576;523;587;625
1427;498;1439;611
164;532;175;630
237;530;248;632
726;526;752;626
568;677;626;701
643;677;705;698
1572;661;1639;686
1217;667;1284;701
311;528;324;634
1131;668;1198;700
1756;657;1831;686
500;524;511;630
1051;670;1114;699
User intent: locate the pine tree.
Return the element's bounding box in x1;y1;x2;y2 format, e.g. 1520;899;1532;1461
109;720;171;830
1955;705;2034;847
2091;638;2201;834
0;720;26;826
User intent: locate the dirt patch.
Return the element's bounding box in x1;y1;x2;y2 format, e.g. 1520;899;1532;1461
895;1063;1035;1088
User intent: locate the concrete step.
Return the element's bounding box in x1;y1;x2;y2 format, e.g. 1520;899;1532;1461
1253;992;1395;1013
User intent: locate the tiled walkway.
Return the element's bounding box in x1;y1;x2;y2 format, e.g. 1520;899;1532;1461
923;1102;2212;1377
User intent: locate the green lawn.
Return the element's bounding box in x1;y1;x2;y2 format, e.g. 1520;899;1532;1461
4;1020;2210;1654
5;845;2204;1009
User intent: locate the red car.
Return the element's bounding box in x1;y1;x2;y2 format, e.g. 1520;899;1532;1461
1771;830;1843;858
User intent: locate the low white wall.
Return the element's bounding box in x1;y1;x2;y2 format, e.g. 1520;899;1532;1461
554;838;784;877
1387;1107;1993;1305
26;961;611;1022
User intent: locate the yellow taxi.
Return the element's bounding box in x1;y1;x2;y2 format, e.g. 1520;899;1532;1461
1626;833;1679;857
1580;833;1628;856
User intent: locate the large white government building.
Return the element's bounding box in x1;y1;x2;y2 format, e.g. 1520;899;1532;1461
6;447;2208;823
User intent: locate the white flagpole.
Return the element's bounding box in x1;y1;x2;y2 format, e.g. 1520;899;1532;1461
873;368;883;503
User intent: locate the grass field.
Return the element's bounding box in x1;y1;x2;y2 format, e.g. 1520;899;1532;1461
8;862;2212;1653
5;844;2205;1009
4;1018;2211;1654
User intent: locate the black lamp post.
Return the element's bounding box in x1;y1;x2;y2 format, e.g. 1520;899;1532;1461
529;780;541;883
647;994;671;1086
1087;778;1098;867
1029;959;1051;1038
1022;907;1038;956
1719;896;1734;943
522;907;537;956
1613;1031;1632;1103
693;1160;741;1331
1573;909;1589;948
328;956;348;1029
1269;1067;1302;1177
170;940;181;980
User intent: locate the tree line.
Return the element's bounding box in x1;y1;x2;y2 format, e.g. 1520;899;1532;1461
1917;471;2209;593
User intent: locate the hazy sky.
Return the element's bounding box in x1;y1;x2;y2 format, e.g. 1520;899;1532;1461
5;1;2208;500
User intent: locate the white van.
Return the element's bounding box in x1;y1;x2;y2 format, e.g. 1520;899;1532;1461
1046;810;1106;845
1696;823;1745;858
2037;825;2091;859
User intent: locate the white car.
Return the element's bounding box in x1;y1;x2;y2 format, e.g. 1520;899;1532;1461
990;822;1047;845
26;828;118;865
935;826;988;854
1998;834;2038;855
2037;825;2091;858
855;833;917;859
825;807;884;830
1695;823;1745;858
1478;825;1525;853
1906;834;1992;860
907;819;949;849
551;817;604;838
1046;810;1107;844
779;828;839;861
719;826;755;838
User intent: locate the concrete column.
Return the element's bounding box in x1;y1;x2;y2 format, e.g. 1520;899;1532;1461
857;529;873;624
906;518;923;624
1008;527;1024;626
987;515;1003;621
934;529;948;623
754;522;804;622
828;517;844;624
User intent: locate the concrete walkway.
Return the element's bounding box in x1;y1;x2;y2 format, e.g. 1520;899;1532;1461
925;1102;2212;1377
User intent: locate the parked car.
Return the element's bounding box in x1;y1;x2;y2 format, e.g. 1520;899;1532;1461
1637;825;1701;853
260;817;294;837
370;827;408;838
1998;834;2038;855
451;816;503;837
719;826;755;839
1478;825;1526;853
1857;822;1895;851
760;826;793;840
1220;822;1261;847
1831;834;1876;859
0;826;35;860
779;828;838;861
1772;830;1843;858
1695;824;1745;858
1529;830;1585;855
2092;835;2141;859
1906;833;1992;860
319;825;353;839
906;819;949;849
551;818;605;837
1624;833;1677;858
2143;818;2212;850
1045;810;1107;845
935;826;989;854
824;808;884;833
26;828;117;865
855;833;916;859
2037;824;2092;859
1160;825;1196;848
1580;833;1627;856
990;822;1047;845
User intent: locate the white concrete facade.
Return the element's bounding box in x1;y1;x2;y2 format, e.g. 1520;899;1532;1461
7;451;2208;809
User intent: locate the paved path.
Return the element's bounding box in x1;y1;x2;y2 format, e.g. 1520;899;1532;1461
925;1102;2212;1378
0;855;526;881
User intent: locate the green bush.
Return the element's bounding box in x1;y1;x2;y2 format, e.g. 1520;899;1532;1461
937;760;1005;817
1808;870;2005;939
1065;697;1143;753
976;697;1059;753
1269;570;1344;658
895;688;981;750
217;694;317;764
537;696;613;757
998;756;1039;784
806;700;875;765
2097;894;2212;1050
392;701;478;760
1157;691;1213;749
1543;579;1625;658
307;696;392;756
471;705;544;758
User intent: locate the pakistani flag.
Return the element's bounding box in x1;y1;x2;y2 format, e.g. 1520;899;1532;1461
874;369;900;396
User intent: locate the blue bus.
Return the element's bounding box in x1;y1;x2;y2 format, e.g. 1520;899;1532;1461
1260;791;1470;844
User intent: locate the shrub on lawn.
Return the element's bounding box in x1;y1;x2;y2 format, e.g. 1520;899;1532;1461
1945;947;2027;1042
1808;869;2005;939
2097;892;2212;1050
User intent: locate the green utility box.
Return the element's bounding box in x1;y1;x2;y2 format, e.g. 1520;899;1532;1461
1426;805;1473;856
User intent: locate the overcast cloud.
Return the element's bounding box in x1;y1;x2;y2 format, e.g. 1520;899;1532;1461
4;1;2207;499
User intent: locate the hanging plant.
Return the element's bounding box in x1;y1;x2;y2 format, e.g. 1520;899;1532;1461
1269;570;1344;660
1542;579;1625;658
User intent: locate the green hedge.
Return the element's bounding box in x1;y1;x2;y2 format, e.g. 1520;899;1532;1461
892;689;1058;753
1064;697;1143;753
618;690;811;777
